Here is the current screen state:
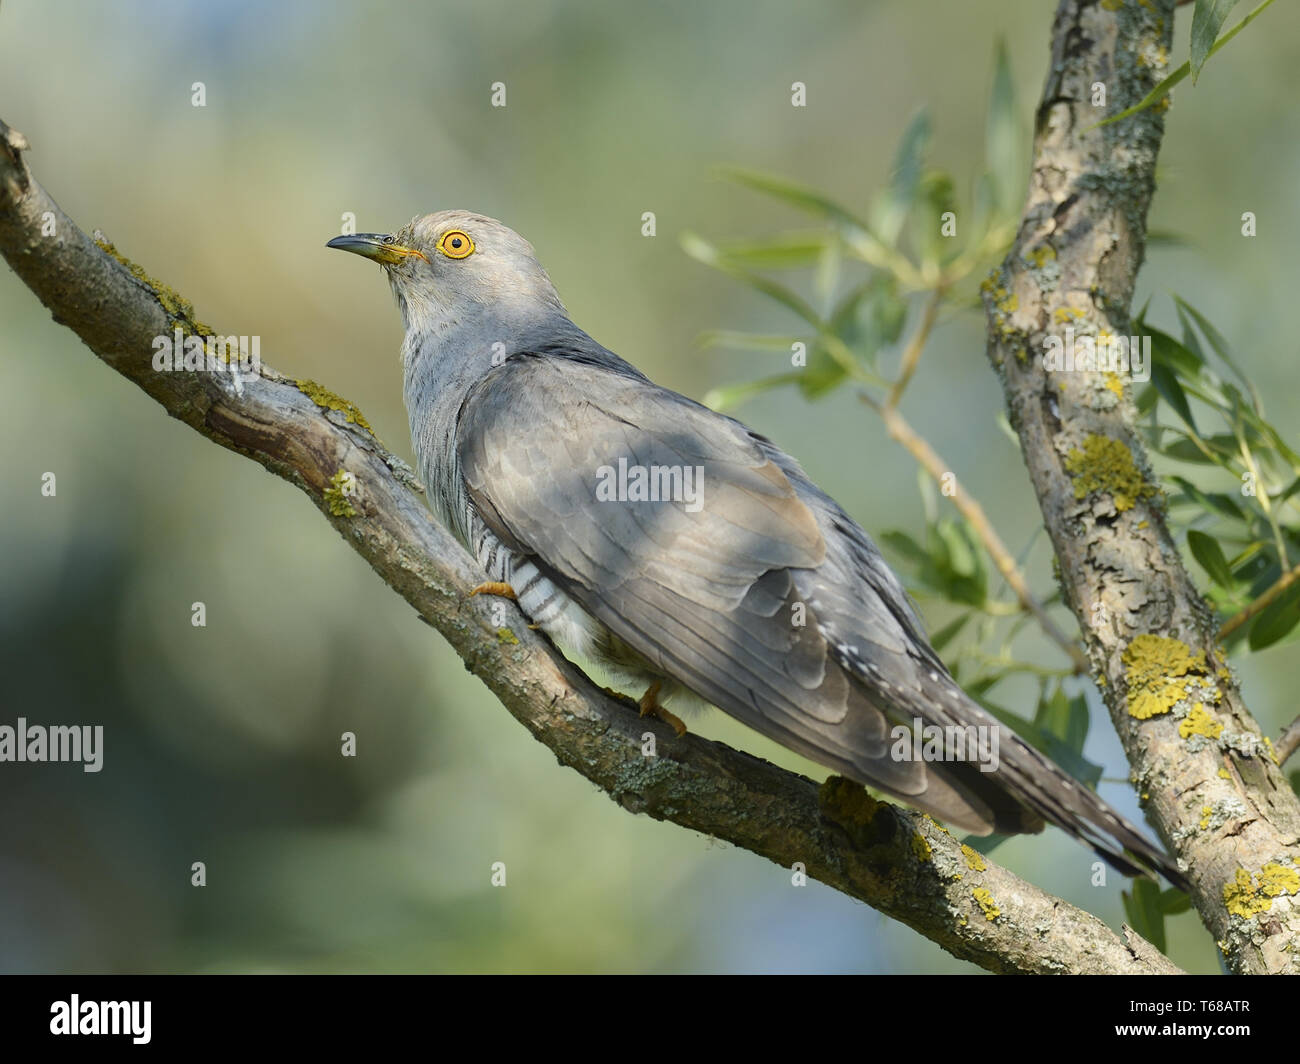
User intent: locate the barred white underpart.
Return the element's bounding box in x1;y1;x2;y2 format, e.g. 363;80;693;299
470;519;605;662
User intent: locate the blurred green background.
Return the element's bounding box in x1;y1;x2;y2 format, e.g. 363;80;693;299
1;0;1297;974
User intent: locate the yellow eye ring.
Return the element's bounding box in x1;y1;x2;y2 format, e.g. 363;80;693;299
437;230;474;259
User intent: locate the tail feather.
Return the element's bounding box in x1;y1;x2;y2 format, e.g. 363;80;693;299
902;672;1188;890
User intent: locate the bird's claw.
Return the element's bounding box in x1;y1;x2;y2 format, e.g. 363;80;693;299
470;581;517;601
638;681;687;737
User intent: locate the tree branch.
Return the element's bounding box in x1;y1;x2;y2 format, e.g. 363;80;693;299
981;0;1300;974
0;114;1183;975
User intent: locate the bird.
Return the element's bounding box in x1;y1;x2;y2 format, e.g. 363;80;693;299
327;210;1186;889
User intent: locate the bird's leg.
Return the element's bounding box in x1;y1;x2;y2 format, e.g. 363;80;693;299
638;680;687;737
470;581;543;628
469;581;517;601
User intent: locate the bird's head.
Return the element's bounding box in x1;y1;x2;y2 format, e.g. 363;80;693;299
327;210;566;336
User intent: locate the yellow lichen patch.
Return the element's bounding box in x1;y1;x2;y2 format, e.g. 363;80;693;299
1257;863;1300;897
295;379;374;435
323;468;359;518
1103;372;1124;399
1100;0;1123;9
1223;863;1300;919
1026;245;1056;268
1138;45;1169;69
1052;306;1085;324
496;627;520;645
1121;634;1209;720
1063;434;1156;513
961;844;987;872
910;832;932;862
1217;768;1231;779
1179;703;1223;741
1199;805;1213;831
972;887;1001;921
923;813;950;836
94;235;215;336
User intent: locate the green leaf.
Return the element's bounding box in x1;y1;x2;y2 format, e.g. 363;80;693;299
915;170;957;268
1191;0;1242;83
872;109;931;245
1276;477;1300;506
1034;686;1090;754
932;519;987;607
880;530;930;566
709;231;833;270
1173;295;1254;397
1095;0;1276;127
1158;437;1222;465
1158;430;1241;466
702;373;802;412
1247;582;1300;651
697;331;805;354
979;700;1103;788
681;231;824;329
1151;363;1197;432
1159;886;1193;916
827;276;900;372
930;612;971;653
718;167;870;233
796;343;849;399
936;519;977;579
985;38;1020;215
813;232;842;314
1187;529;1237;589
1148;325;1203;376
1122;878;1167;954
1168;476;1246;522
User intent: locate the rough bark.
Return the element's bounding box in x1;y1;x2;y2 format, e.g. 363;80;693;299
0;113;1185;975
981;0;1300;974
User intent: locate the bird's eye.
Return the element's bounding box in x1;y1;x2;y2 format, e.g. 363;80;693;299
437;230;475;259
382;235;395;245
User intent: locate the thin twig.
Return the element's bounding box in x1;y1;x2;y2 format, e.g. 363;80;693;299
861;393;1089;673
885;288;945;409
1277;715;1300;768
1217;564;1300;641
864;286;1088;673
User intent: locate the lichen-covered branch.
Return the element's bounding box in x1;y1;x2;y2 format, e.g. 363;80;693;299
980;1;1300;974
0;114;1181;975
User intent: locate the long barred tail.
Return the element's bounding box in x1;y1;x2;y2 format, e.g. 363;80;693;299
921;674;1188;891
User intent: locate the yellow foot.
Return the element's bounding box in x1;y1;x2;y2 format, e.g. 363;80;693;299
638;680;687;737
470;581;517;601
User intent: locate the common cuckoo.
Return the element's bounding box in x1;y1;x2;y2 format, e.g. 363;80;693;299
328;210;1184;887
